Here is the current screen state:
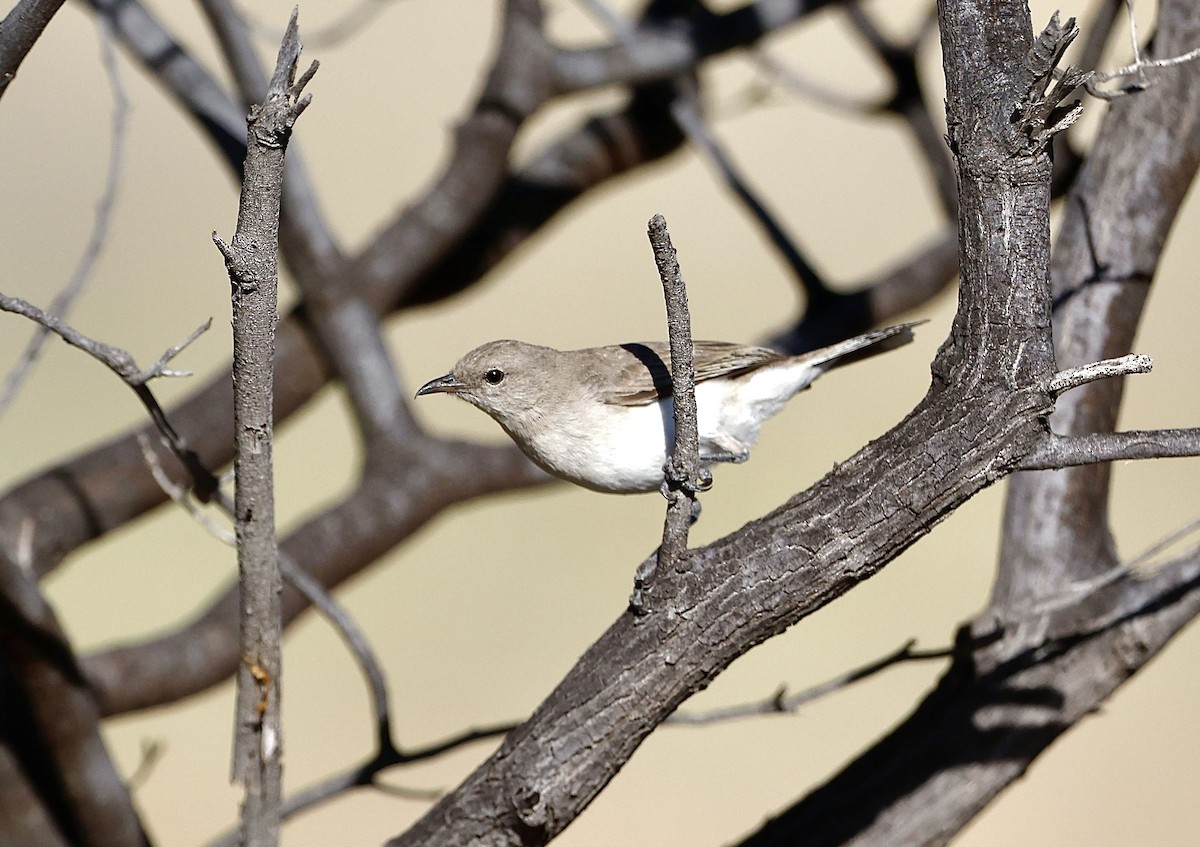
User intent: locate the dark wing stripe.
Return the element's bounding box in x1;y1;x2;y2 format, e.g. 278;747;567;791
602;342;781;406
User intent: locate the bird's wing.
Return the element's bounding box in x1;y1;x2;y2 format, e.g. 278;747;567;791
598;341;782;407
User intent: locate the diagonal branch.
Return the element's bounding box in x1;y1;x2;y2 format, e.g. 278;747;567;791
0;0;67;100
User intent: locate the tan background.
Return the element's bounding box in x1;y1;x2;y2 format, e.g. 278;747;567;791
1;1;1198;844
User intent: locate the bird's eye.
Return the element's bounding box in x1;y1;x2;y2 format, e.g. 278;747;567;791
484;368;505;385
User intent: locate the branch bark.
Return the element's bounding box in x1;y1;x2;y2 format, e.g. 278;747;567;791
734;1;1200;843
385;4;1081;840
634;214;702;606
212;12;315;846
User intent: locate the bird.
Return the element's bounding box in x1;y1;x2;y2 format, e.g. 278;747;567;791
416;322;921;494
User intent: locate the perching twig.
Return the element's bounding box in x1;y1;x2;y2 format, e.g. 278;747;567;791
632;214;703;612
211;10;315;846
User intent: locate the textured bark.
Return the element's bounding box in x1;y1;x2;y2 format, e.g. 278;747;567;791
736;1;1200;844
388;5;1072;841
1;1;1197;844
210;15;316;845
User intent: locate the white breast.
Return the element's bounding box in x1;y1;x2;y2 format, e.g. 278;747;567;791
510;357;821;494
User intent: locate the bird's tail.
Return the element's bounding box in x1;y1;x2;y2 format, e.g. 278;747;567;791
794;320;926;374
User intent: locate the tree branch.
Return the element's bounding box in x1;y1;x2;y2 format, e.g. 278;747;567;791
1016;428;1200;471
0;554;146;846
0;0;66;100
745;2;1200;843
1043;352;1152;395
211;12;314;845
633;214;702;609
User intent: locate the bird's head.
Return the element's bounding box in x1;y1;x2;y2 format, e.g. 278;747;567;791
415;340;557;427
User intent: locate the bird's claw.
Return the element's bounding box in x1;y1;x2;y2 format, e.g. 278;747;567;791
659;466;712;498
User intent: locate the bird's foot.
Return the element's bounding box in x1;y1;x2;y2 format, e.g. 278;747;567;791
659;466;712;499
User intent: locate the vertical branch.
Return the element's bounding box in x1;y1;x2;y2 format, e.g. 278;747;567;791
633;214;701;610
211;10;316;847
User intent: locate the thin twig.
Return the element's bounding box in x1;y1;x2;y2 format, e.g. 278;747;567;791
632;214;702;612
0;294;205;385
137;433;237;545
1125;514;1200;571
0;15;128;417
213;632;955;839
670;89;831;305
125;740;164;792
207;723;515;847
1079;0;1200;99
1020;515;1200;619
669;639;952;725
1044;353;1153;395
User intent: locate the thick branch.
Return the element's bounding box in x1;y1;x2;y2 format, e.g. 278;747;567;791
385;1;1071;843
996;0;1200;611
737;546;1200;847
0;554;147;847
752;2;1200;844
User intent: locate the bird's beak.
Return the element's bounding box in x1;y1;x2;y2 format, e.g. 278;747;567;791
415;373;466;398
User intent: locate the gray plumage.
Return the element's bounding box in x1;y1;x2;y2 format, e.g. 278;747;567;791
416;322;921;493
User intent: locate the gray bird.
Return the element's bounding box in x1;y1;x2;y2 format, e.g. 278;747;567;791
416;322;920;494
